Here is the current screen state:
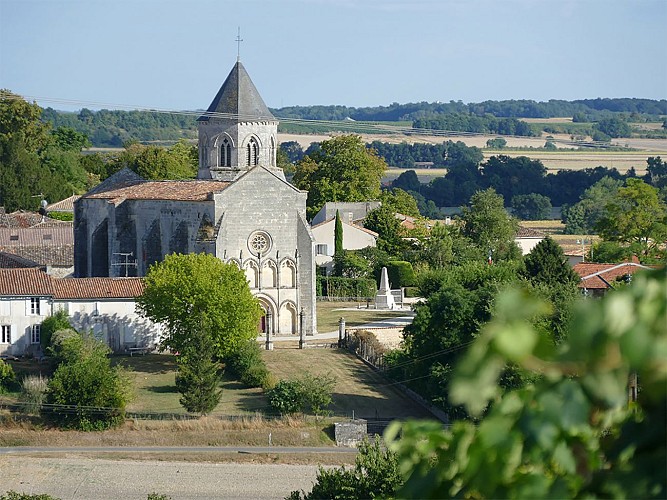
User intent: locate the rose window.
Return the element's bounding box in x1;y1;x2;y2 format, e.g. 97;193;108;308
248;231;271;255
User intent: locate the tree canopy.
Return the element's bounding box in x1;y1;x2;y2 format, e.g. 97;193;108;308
137;253;262;359
292;135;386;219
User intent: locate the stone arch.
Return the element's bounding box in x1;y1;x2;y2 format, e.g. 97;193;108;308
91;219;109;277
144;220;162;271
243;259;259;288
245;135;260;166
170;221;189;255
214;133;234;167
227;258;241;269
280;258;297;288
279;300;298;335
257;295;277;334
262;260;277;288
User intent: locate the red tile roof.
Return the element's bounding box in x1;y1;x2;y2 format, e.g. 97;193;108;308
53;278;145;299
573;262;655;289
0;269;145;299
0;268;54;296
85;180;230;202
516;226;545;238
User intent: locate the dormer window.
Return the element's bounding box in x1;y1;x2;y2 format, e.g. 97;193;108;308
246;137;259;166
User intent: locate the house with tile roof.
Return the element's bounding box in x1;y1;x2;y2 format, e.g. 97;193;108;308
0;268;161;356
572;261;656;296
73;59;316;340
514;226;545;256
310;216;378;274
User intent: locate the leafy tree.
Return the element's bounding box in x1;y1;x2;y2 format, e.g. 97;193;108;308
595;116;632;138
590;240;634;263
511;193;552;220
644;156;667;190
111;142;196;180
390;169;421;193
292;135;386;219
419;222;454;269
481;155;547;203
290;438;401;499
381;188;421;218
461;188;520;261
388;269;666;499
363;204;403;254
46;332;131;430
138;253;262;359
596;178;667;258
39;309;71;351
279;140;304;163
486;137;507;149
175;326;222;415
562;176;624;234
52;126;91;152
0;359;15;393
521;237;579;286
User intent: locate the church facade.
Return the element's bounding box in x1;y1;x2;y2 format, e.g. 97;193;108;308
73;61;317;337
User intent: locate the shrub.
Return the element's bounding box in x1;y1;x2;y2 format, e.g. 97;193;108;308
267;373;336;416
0;493;60;500
46;333;132;430
225;340;271;389
20;375;48;415
48;328;82;364
386;260;416;288
0;360;15;393
290;438;401;499
268;379;303;415
40;310;71;351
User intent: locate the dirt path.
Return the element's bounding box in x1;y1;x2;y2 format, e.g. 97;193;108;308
0;456;320;499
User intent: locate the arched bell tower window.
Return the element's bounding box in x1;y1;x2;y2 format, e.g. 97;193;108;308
246;137;259;167
220;138;231;167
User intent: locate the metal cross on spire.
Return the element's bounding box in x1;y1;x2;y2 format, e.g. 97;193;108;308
236;27;243;62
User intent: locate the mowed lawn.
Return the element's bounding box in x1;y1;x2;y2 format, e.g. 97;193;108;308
262;349;431;420
316;301;410;333
115;346;429;421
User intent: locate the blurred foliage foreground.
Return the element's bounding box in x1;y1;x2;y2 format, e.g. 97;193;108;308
387;269;666;499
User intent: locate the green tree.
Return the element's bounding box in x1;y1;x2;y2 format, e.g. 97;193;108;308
290;438;401;499
292;135;386;219
137;253;262;359
388;269;666;499
521;236;579;286
46;332;131;430
419;222;454;269
486;137;507;149
334;209;343;256
596;178;667;258
563;176;623;234
363;203;403;254
381;188;421;218
52;126;91;152
39;310;71;351
175;326;222;415
511;193;552;220
461;188;520;261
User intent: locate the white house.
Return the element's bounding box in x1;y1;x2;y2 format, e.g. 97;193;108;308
310;217;378;274
310;202;381;226
0;268;52;357
514;226;545;256
0;268;161;356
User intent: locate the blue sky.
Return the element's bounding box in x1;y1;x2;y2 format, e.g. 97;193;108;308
1;0;665;112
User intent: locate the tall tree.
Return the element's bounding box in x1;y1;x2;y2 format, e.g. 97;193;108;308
461;188;520;261
137;253;262;359
596;178;667;258
292;135;386;219
334;209;343;256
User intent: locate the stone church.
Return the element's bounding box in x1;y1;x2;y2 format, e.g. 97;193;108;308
73;60;316;336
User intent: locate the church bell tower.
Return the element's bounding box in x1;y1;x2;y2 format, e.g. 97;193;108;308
197;60;280;181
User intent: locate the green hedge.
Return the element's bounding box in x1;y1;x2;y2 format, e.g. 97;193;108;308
386;261;416;288
317;276;377;299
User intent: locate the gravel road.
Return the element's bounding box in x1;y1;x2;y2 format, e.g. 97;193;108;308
0;456;321;499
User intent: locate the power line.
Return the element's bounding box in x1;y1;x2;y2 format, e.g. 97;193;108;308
1;91;618;148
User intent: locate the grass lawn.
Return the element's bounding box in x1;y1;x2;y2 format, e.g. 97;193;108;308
263;349;431;420
316;301;409;333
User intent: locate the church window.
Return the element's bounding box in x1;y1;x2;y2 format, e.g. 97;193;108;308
220;138;231;167
248;231;271;256
246;137;259;166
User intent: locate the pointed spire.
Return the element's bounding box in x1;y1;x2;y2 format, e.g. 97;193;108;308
198;61;275;123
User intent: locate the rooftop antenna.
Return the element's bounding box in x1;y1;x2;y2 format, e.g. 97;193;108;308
236;27;243;62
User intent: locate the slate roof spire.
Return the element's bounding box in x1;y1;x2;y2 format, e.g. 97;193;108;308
198;61;275;123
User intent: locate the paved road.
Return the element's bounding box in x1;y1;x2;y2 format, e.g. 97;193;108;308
0;446;355;455
0;455;329;499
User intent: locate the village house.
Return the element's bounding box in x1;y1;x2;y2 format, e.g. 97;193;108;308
0;268;160;357
572;260;654;297
310;216;378;274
